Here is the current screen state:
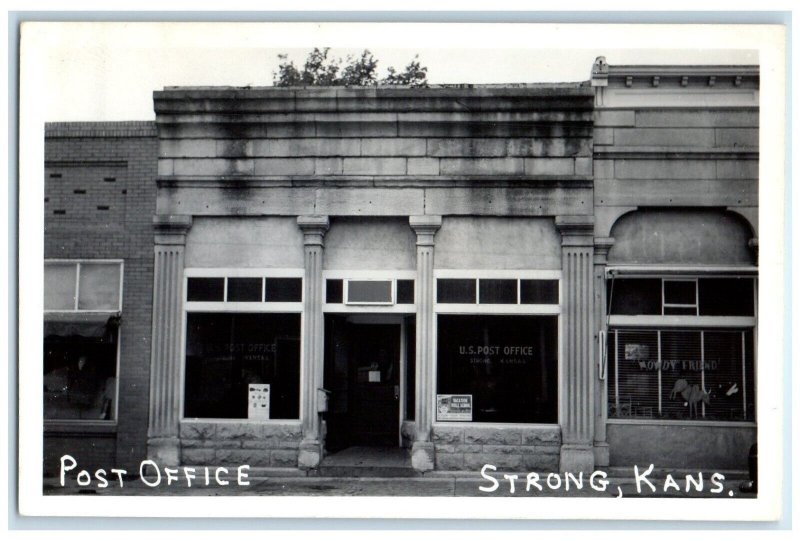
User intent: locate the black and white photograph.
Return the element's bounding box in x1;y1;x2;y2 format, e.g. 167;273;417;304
14;15;788;524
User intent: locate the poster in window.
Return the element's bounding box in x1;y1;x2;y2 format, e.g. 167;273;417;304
248;383;270;420
436;394;472;421
625;343;649;360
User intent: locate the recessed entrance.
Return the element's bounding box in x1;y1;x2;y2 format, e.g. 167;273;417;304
323;315;407;453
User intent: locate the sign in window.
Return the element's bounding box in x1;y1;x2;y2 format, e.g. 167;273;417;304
436;315;558;424
184;313;301;420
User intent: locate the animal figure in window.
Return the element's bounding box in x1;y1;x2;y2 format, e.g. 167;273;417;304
669;378;711;419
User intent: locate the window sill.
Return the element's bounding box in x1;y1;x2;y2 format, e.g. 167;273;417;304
181;418;301;424
607;419;756;428
44;420;118;435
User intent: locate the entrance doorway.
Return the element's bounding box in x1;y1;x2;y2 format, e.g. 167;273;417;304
323;316;403;452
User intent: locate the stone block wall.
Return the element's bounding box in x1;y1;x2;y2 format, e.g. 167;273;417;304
179;422;303;468
153;86;595;221
432;425;562;472
593;73;758;238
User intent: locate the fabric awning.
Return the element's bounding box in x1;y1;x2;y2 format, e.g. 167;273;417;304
44;312;120;340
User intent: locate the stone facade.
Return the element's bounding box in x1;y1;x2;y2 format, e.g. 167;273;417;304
179;422;303;468
432;425;561;471
42;59;759;476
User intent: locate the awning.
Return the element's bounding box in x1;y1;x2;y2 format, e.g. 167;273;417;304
605;266;758;278
44;312;120;340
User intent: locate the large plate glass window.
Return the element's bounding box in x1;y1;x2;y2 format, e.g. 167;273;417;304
184;313;301;419
608;328;754;422
436;315;558;423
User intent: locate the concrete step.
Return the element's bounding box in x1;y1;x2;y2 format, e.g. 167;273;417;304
316;465;421;478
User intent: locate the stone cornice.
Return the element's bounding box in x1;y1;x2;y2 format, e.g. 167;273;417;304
606;65;759;79
155;176;595;189
154;85;595;117
593;147;758;160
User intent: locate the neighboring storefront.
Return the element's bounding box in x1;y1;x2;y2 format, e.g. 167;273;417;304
591;60;759;470
43;59;759;475
43;122;157;475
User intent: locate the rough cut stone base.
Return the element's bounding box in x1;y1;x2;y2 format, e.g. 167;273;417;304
298;440;322;470
559;444;595;474
148;437;180;467
411;441;435;472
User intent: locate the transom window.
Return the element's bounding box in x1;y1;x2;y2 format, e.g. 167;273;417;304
325;278;415;305
436;278;558;305
44;260;123;312
186;276;302;303
608;277;755;317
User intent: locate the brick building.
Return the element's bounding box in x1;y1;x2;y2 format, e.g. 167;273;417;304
43;122;157;475
42;59;759;477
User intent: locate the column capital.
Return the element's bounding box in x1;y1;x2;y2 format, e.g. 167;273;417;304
593;237;615;264
153;214;192;246
297;215;330;247
555;215;594;247
409;215;442;246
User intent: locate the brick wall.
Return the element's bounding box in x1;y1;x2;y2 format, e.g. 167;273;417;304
44;121;157;474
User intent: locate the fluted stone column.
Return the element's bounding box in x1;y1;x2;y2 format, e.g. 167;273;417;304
409;215;442;472
593;237;614;467
297;215;329;470
555;215;595;473
147;214;192;466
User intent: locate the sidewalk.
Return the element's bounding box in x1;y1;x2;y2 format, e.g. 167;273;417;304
43;468;756;498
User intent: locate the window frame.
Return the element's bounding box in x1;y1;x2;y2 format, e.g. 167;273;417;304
181;268;305;424
43;259;123;427
44;259;124;313
434;270;561;316
661;278;699;316
604;268;757;427
322;270;417;314
432;269;562;428
344;279;396;306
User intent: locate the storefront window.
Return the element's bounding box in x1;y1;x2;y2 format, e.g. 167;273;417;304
184;313;301;419
608;328;755;422
436;315;558;423
44;330;118;420
43;260;122;421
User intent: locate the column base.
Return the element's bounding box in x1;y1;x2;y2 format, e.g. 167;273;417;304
298;440;323;470
559;444;595;474
147;437;180;467
593;442;610;467
411;441;435;472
